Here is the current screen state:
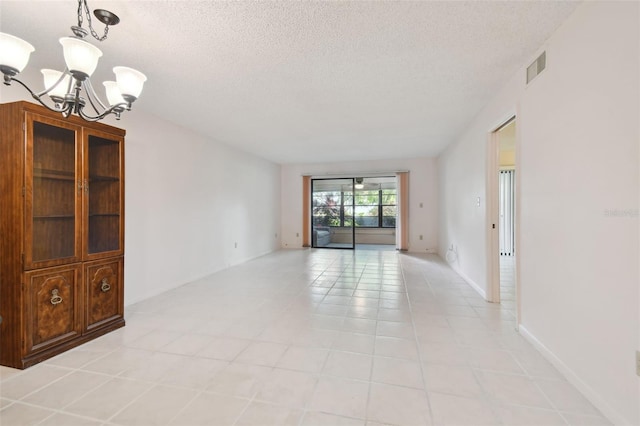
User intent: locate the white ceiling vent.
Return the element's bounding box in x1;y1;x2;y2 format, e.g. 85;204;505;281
526;51;546;84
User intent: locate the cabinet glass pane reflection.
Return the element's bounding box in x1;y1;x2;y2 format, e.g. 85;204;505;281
32;122;76;262
87;135;121;254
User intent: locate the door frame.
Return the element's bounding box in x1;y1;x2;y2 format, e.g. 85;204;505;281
486;114;521;326
310;177;355;249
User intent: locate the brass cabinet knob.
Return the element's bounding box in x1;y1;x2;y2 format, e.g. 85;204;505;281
50;289;63;305
100;278;111;293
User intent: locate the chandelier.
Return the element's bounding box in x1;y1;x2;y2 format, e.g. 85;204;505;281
0;0;146;122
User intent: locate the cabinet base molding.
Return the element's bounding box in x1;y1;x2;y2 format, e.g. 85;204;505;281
20;318;125;369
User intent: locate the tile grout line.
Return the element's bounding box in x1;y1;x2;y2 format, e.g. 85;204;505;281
400;253;437;426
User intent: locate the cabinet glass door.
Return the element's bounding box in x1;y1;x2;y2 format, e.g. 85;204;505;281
84;131;124;259
25;114;82;269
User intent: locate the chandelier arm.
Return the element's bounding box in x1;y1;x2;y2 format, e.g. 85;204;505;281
7;76;74;115
77;102;127;122
82;79;108;114
76;107;105;122
34;69;72;99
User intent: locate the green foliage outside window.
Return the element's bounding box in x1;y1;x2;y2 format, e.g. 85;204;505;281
312;188;397;228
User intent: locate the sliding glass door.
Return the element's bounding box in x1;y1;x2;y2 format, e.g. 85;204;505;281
311;178;355;249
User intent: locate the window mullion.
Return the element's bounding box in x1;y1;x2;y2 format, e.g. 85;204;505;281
378;189;383;227
340;191;345;227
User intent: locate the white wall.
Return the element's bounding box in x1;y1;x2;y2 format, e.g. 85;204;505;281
121;112;281;305
438;2;639;424
1;74;282;306
281;158;438;252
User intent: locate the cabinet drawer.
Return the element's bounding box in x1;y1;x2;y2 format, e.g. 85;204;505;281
25;265;82;354
85;257;123;331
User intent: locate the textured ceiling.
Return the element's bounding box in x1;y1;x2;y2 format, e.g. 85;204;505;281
0;1;580;164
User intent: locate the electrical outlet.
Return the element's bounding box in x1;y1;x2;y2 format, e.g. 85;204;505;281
234;242;237;248
636;351;640;376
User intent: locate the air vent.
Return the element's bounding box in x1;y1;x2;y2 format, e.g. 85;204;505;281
526;51;546;84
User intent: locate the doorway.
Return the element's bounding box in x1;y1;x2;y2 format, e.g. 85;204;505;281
311;178;355;249
487;118;518;320
310;176;398;250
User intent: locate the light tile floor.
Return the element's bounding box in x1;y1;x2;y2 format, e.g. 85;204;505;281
0;250;611;426
500;255;516;318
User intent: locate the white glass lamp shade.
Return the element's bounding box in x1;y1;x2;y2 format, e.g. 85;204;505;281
41;69;71;100
113;66;146;101
59;37;102;80
103;81;126;107
0;32;35;75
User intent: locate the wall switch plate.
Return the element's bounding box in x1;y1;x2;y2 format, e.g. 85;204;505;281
419;202;423;208
419;235;423;240
636;351;640;376
296;233;299;237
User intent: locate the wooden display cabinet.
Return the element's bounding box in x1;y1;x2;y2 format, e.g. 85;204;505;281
0;101;125;369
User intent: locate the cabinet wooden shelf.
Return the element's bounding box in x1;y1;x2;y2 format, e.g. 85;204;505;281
89;175;119;181
34;169;75;180
33;215;76;219
0;101;126;369
33;168;76;180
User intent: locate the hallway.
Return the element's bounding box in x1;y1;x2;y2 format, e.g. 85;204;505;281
0;250;608;425
500;255;516;318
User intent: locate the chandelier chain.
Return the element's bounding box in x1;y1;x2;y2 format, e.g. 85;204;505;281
77;0;109;41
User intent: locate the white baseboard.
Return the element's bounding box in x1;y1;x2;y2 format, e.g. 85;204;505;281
518;325;627;426
450;263;486;299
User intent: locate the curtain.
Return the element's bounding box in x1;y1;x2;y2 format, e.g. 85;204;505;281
499;170;515;256
302;175;311;247
396;172;409;251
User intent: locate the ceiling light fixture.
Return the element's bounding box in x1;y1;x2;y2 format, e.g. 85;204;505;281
0;0;146;122
355;177;364;190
